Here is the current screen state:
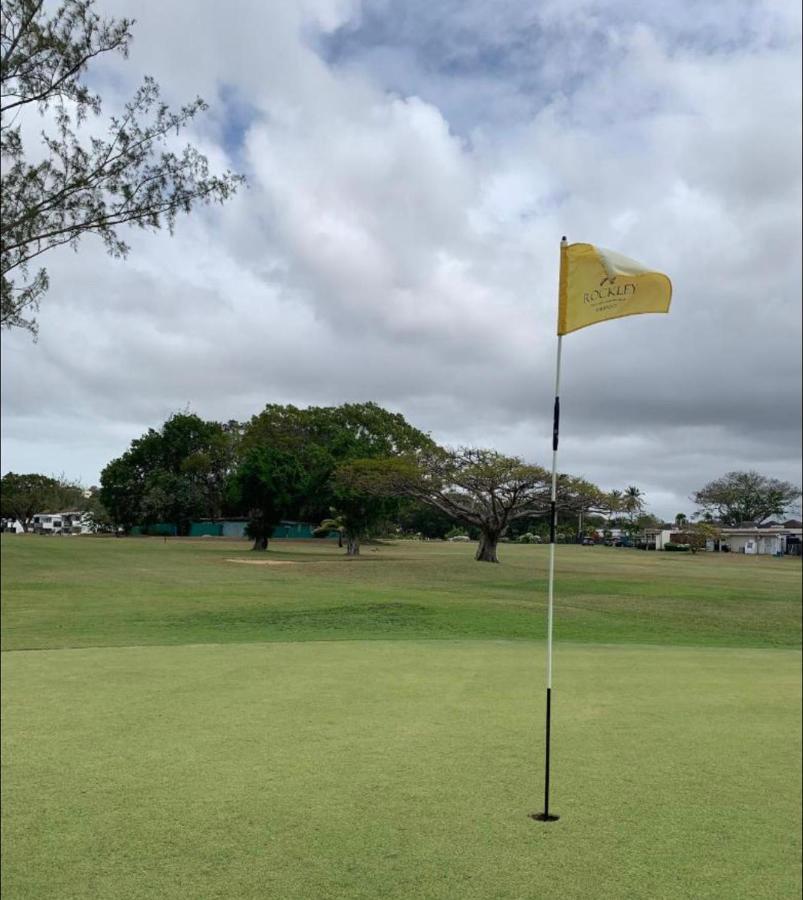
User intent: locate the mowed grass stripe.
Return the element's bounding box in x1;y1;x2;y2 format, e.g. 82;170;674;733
3;641;800;900
2;536;801;650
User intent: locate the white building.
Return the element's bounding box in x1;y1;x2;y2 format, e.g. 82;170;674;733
640;526;675;550
720;523;802;556
638;520;802;555
31;510;94;534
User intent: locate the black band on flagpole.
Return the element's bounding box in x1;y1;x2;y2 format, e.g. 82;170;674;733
545;687;552;813
530;688;559;822
552;396;560;451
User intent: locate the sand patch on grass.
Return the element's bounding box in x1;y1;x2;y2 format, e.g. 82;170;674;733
224;558;297;566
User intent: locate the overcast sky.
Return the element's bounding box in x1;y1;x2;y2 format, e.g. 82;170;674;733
2;0;801;520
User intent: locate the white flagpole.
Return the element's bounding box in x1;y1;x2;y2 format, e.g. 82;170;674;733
532;236;567;823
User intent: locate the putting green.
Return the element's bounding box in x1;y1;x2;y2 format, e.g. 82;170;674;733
3;640;800;900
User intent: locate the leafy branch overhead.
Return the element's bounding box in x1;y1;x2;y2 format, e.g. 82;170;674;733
1;0;245;334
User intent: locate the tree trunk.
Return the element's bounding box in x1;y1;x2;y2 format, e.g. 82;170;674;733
252;536;268;551
475;530;501;563
346;535;360;557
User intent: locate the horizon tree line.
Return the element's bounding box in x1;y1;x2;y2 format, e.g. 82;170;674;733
2;404;800;562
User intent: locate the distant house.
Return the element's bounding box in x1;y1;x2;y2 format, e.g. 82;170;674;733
639;525;675;550
720;522;802;556
637;519;801;555
31;510;93;535
31;513;63;533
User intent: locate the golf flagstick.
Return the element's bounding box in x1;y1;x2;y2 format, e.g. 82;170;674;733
529;235;671;823
531;236;566;823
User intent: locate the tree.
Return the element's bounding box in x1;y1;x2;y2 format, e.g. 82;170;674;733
1;0;244;335
317;513;345;548
623;485;645;521
396;498;456;539
339;449;606;563
237;402;436;555
329;461;402;556
674;521;720;554
605;489;624;518
99;412;235;534
0;471;84;530
674;513;688;528
97;454;143;532
610;511;660;544
692;471;802;526
81;484;111;531
228;446;307;551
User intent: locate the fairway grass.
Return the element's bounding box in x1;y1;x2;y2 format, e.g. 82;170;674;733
3;641;800;900
2;537;801;650
2;537;801;898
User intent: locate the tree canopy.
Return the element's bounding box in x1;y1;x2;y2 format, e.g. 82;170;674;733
692;470;801;526
1;0;243;334
228;446;308;551
85;402;652;560
336;447;609;562
99;413;235;534
97;403;436;552
239;402;435;554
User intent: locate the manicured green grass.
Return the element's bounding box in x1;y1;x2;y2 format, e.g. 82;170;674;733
2;536;801;898
2;536;801;650
3;641;800;900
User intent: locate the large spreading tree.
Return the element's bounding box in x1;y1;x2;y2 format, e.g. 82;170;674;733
338;448;609;562
1;0;243;335
692;471;801;526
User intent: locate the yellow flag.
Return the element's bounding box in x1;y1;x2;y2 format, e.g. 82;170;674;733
557;242;672;335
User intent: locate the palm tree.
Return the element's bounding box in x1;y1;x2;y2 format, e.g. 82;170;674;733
606;489;624;517
319;514;346;548
675;513;688;528
623;485;644;521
